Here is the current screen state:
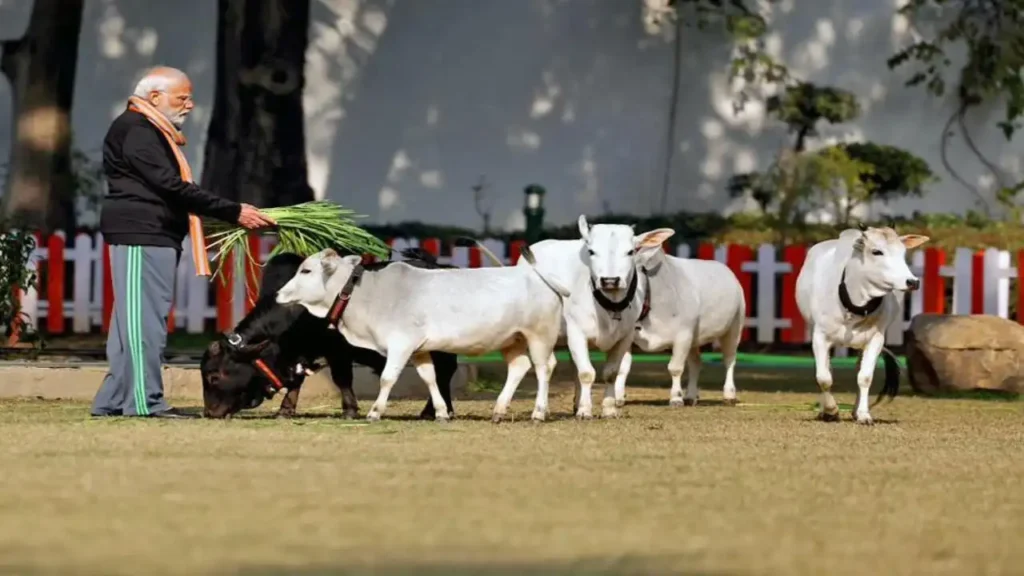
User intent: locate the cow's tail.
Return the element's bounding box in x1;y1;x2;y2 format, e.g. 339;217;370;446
455;237;506;267
520;246;571;298
870;346;902;407
455;236;567;296
395;247;440;265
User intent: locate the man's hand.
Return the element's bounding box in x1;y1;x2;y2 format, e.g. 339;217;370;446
237;203;276;230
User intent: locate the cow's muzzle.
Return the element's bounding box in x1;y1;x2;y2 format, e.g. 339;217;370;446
599;277;621;290
906;278;921;291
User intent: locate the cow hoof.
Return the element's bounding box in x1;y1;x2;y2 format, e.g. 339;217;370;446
575;409;593;420
855;413;875;426
817;411;841;423
366;411;382;422
669;398;685;407
340;410;358;420
722;398;738;407
275;410;296;419
418;410;435;421
491;412;506;424
615;398;626;408
435;414;450;423
683;397;698;407
602;406;621;419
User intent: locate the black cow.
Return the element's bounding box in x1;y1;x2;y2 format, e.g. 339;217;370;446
200;249;458;419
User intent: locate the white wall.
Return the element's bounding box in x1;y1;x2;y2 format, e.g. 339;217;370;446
2;0;1022;230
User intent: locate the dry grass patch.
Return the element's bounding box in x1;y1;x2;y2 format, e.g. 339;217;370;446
0;367;1021;576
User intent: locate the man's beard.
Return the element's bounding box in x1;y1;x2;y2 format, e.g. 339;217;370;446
159;107;188;129
168;111;188;128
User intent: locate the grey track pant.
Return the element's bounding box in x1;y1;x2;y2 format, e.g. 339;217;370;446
91;245;179;416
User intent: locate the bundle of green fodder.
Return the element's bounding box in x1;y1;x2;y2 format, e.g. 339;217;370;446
203;200;391;283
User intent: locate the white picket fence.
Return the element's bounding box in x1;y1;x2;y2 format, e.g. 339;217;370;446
11;231;1024;346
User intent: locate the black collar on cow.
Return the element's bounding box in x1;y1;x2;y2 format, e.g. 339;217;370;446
638;269;652;322
838;268;883;317
591;268;642;321
224;331;287;396
326;263;365;330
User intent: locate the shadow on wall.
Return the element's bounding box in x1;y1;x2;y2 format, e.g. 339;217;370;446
688;0;1024;220
305;0;1024;229
308;0;691;230
4;0;1024;224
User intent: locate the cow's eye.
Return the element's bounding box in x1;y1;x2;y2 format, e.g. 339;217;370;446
627;249;635;256
299;268;310;275
587;249;596;256
871;249;883;256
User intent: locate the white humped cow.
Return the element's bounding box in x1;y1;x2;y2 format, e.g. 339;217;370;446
275;247;571;422
625;243;746;407
795;225;929;425
486;216;675;421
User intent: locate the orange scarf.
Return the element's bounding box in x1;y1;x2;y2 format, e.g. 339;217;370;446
126;95;211;276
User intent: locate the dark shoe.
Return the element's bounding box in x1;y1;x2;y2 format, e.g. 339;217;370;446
149;407;196;419
90;410;122;418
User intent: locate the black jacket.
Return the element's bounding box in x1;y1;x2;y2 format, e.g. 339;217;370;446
99;109;241;249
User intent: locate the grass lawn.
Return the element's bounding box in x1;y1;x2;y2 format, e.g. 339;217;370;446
0;368;1022;576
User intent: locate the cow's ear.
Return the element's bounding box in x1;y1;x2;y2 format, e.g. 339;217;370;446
853;235;866;253
635;243;664;269
634;228;675;250
900;234;929;250
578;215;591;243
322;258;337;278
237;339;274;358
342;255;363;268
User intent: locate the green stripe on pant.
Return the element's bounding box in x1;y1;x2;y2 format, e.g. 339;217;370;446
129;246;149;416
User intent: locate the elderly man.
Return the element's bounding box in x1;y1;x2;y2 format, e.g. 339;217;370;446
91;66;274;419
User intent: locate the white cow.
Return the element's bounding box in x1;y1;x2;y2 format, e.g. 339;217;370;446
489;216;675;421
795;225;929;425
624;245;746;407
275;247;571;422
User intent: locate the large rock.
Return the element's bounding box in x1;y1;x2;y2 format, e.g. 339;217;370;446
906;314;1024;394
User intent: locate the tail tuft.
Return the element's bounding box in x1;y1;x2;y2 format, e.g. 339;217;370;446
871;347;902;407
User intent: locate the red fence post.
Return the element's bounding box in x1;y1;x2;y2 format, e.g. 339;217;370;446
922;247;946;314
780;244;807;343
971;250;985;314
1017;250;1024;325
102;241;113;333
420;238;441;258
508;240;525;265
46;233;65;334
697;242;715;260
216;255;234;333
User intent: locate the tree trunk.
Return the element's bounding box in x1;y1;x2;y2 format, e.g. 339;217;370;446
1;0;85;232
201;0;314;209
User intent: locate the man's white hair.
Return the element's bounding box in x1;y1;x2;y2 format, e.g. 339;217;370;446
132;67;188;98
